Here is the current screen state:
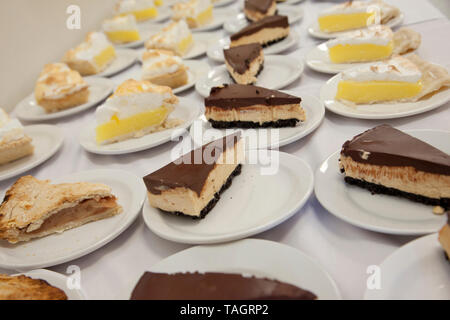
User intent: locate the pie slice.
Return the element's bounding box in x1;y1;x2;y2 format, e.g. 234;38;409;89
145;20;193;56
115;0;158;22
339;124;450;208
224;43;264;85
131;272;317;300
0;176;123;244
244;0;277;22
230;15;289;47
204;84;305;128
439;213;450;259
172;0;213;28
142;49;188;89
143;133;244;219
0;274;67;300
102;15;141;44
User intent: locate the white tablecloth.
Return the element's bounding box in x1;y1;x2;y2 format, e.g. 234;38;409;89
1;0;449;300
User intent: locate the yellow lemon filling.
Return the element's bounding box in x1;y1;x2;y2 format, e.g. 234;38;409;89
188;6;213;26
319;12;376;32
154;0;163;6
94;46;116;69
105;30;141;43
329;41;394;63
336;80;423;104
96;106;170;144
125;7;158;21
177;34;193;55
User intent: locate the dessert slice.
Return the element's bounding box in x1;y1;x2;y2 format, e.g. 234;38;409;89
205;84;305;128
0;176;123;244
339;124;450;208
392;28;422;55
143;133;244;218
0;109;33;165
102;14;141;44
131;272;317;300
0;274;67;300
145;20;193;56
172;0;213;28
115;0;158;21
224;43;264;85
230;15;289;47
63;32;116;76
95;79;179;145
34;63;89;113
439;213;450;259
244;0;277;22
142;49;188;89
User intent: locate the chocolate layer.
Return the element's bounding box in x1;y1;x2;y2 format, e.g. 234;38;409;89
130;272;317;300
231;15;289;41
143;133;241;196
224;43;263;75
341;125;450;175
205;84;301;108
209;118;300;128
245;0;274;13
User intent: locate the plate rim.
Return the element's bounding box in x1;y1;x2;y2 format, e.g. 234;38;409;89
93;48;138;78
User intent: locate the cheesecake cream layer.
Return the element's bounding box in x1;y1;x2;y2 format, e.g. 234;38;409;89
439;223;450;258
225;53;263;85
231;27;289;47
340;155;450;200
244;1;277;22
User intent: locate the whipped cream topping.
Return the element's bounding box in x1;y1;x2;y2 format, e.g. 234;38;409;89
173;0;212;18
115;0;155;14
0;109;25;144
73;32;114;61
102;14;139;32
147;20;191;49
327;25;393;47
341;55;422;83
142;50;184;78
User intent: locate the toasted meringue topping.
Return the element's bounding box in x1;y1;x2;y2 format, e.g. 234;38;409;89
0;109;25;144
115;0;155;14
102;14;139;32
172;0;212;19
142;49;184;78
327;25;393;47
146;20;191;49
319;0;375;16
65;32;113;62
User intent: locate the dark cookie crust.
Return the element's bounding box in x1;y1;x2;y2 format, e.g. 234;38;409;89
209;118;300;129
262;35;287;47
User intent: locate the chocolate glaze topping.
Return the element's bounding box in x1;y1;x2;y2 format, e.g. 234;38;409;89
224;43;263;74
245;0;274;13
205;84;301;108
130;272;317;300
143;133;241;196
231;15;289;41
341;124;450;175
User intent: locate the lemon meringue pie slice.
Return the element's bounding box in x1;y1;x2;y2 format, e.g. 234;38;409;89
115;0;158;21
172;0;213;28
142;49;188;89
102;15;141;44
145;20;193;56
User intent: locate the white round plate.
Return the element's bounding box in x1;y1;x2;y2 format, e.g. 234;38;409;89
79;97;204;155
365;234;450;300
0;169;146;270
189;92;324;149
94;49;138;77
145;239;341;299
196;55;304;97
224;6;304;33
13;269;86;300
320;70;450;119
214;0;236;7
308;12;404;39
0;125;64;182
315;129;449;235
191;7;235;32
143;151;314;244
207;30;299;62
15;78;113;122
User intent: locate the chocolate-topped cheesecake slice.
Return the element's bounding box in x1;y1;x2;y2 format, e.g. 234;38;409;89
130;272;317;300
244;0;277;22
230;15;289;47
205;84;305;128
439;213;450;259
224;43;264;85
143;133;244;219
339;124;450;208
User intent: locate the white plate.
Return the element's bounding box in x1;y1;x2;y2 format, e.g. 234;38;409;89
191;7;234;32
320;70;450;119
79;97;204;155
0;169;146;270
308;13;404;39
189;92;324;149
0;125;64;181
94;49;137;77
315;129;449;235
224;6;304;34
196;55;304;97
214;0;236;7
143;151;314;244
141;239;341;300
15;78;114;122
13;269;86;300
364;234;450;300
207;31;299;62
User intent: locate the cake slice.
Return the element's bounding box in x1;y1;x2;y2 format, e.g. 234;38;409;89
95;79;179;145
145;20;193;56
115;0;158;21
0;176;123;244
204;84;305;128
0;109;34;165
142;49;188;88
131;272;317;300
102;14;141;44
172;0;213;28
224;43;264;85
143;133;244;219
230;15;289;47
339;125;450;208
0;274;67;300
244;0;277;22
439;213;450;259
